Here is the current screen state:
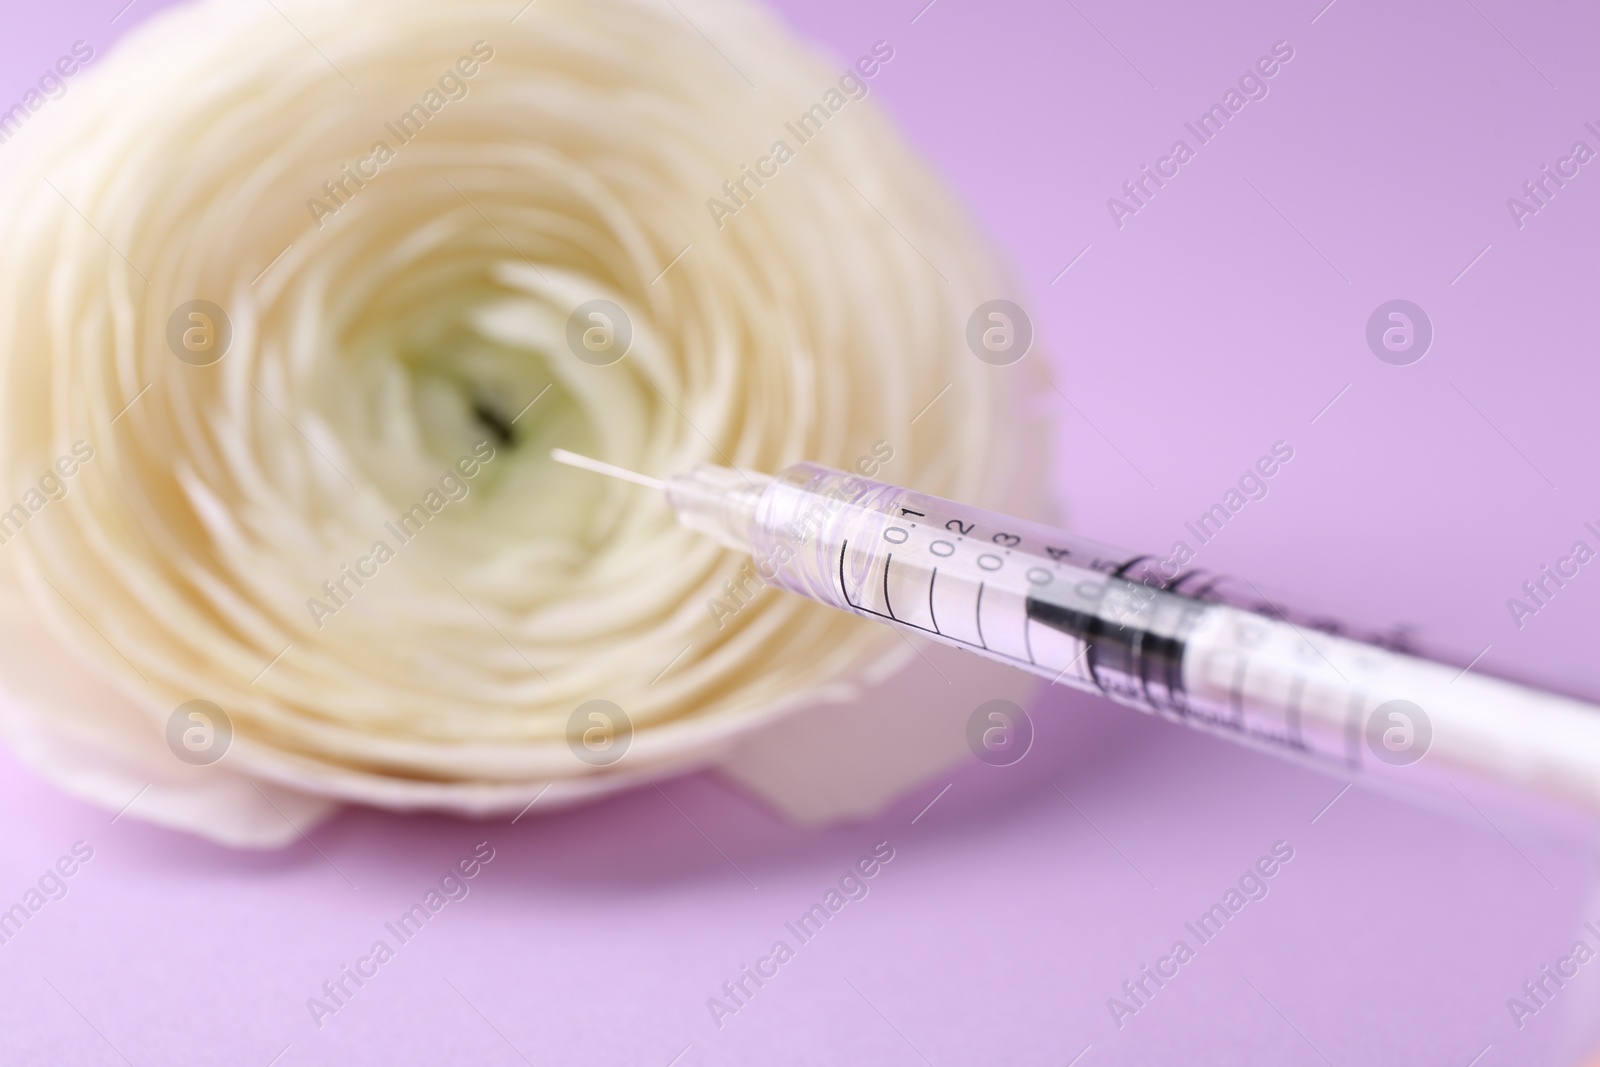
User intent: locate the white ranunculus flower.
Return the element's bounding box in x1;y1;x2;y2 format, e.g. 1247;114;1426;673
0;0;1049;846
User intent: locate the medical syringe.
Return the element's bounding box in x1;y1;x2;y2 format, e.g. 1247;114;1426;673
552;449;1600;817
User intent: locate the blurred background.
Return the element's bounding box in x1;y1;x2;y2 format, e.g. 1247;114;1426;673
3;0;1599;1063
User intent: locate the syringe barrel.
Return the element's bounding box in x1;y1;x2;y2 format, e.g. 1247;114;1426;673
743;462;1600;816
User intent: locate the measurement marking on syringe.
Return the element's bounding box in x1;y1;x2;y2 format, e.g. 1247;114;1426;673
974;582;988;650
1286;674;1306;749
1131;628;1156;710
1229;657;1248;728
1343;690;1365;769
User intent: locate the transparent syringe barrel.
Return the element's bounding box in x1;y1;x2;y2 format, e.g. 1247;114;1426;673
746;463;1600;814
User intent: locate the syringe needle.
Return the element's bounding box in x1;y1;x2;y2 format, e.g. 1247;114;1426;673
549;448;667;492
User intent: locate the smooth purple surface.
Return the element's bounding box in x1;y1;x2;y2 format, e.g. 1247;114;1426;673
4;0;1600;1064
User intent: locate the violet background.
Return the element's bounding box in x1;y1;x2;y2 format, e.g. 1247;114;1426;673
4;0;1600;1064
